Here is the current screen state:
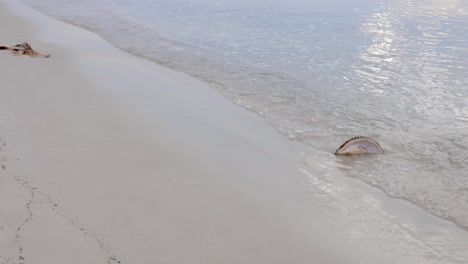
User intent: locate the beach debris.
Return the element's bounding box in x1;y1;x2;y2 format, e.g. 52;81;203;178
335;136;384;155
0;42;50;58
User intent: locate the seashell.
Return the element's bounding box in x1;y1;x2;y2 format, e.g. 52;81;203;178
335;136;384;155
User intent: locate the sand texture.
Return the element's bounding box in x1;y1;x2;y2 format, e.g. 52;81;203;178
0;1;362;263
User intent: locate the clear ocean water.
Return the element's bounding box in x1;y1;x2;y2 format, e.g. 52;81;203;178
20;0;468;260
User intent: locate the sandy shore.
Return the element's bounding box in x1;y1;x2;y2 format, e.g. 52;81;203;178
0;1;368;263
4;1;468;264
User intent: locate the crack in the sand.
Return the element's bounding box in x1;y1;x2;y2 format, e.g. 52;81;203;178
1;136;33;263
1;136;121;263
14;189;34;264
46;196;122;264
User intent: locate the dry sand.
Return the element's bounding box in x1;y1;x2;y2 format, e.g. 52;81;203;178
0;1;371;263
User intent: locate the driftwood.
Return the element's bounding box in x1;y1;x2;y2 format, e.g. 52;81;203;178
0;42;50;58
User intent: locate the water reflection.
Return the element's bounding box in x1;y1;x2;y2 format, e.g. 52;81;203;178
347;0;468;231
357;0;468;104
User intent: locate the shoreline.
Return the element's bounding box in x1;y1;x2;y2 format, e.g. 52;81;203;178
2;1;468;263
0;1;357;263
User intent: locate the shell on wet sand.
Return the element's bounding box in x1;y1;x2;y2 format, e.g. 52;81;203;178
335;136;384;155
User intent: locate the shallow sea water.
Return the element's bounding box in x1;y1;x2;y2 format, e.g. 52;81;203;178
18;0;468;261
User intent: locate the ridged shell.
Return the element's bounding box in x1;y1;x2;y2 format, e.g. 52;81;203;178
335;136;384;155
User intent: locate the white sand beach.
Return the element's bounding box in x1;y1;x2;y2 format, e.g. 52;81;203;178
0;1;361;263
2;1;468;264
